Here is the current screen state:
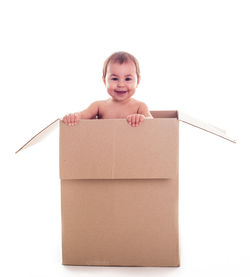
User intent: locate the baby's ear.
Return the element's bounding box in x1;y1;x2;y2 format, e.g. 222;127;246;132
136;76;141;87
102;76;106;85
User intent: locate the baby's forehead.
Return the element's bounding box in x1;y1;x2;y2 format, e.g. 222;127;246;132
107;61;136;75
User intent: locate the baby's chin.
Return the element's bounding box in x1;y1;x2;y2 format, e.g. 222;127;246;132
110;91;127;98
111;95;132;103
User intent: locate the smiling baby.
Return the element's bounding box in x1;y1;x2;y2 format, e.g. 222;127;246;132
63;51;153;127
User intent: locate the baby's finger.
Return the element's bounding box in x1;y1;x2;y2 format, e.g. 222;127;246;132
68;114;72;125
135;115;140;126
75;113;80;122
73;114;77;125
127;116;131;124
139;115;144;123
69;114;74;126
65;115;70;125
70;114;74;125
74;113;79;125
135;115;144;126
132;115;136;126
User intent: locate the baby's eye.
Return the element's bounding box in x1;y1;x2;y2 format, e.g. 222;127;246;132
111;77;118;81
125;77;132;81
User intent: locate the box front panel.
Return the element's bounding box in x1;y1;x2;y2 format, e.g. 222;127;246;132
60;119;179;180
61;178;179;267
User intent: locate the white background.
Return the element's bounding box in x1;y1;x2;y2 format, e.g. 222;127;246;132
1;0;249;276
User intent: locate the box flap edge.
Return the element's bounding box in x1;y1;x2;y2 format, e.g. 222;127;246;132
177;111;236;143
15;118;60;154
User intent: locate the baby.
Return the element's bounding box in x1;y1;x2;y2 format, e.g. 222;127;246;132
63;51;153;127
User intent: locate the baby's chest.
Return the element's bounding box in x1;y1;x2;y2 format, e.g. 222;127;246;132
98;105;139;119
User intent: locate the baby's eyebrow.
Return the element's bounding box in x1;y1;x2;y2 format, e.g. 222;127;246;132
110;74;133;77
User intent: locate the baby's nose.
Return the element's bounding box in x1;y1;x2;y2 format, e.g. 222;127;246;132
118;80;125;86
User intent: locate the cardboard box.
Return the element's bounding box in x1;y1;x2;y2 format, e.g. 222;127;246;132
16;110;235;267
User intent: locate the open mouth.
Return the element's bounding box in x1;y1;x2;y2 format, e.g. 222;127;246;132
115;90;128;94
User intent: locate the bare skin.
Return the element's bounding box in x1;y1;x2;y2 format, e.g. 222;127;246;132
63;61;153;127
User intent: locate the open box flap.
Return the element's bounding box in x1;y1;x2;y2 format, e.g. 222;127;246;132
177;111;236;143
15;110;236;155
15;119;60;154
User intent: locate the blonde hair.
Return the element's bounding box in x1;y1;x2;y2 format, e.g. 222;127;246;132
102;51;140;80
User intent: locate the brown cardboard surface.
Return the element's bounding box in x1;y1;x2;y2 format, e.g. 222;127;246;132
61;178;179;266
59;113;180;266
59;118;178;179
15;110;235;267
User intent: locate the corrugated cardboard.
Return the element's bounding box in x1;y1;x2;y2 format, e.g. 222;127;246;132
16;110;235;267
60;116;179;266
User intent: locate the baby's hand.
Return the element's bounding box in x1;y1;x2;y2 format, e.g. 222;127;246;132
127;114;145;127
63;113;80;126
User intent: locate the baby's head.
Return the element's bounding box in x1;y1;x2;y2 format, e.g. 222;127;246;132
102;52;141;102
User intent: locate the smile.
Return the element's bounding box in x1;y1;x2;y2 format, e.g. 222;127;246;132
115;90;128;94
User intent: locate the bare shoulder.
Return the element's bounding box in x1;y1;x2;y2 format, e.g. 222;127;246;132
129;98;145;108
86;100;107;111
139;101;149;108
136;100;149;111
80;100;106;119
90;100;106;107
135;100;153;118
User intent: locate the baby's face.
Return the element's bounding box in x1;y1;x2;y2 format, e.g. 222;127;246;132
103;61;139;102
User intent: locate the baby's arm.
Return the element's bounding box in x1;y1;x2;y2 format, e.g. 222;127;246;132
63;101;100;126
127;102;153;127
138;102;153;119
